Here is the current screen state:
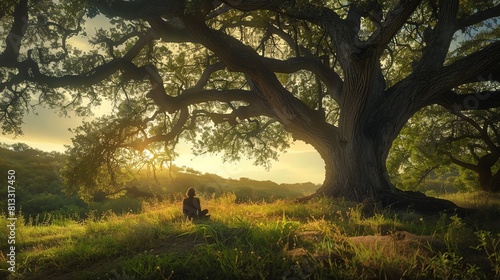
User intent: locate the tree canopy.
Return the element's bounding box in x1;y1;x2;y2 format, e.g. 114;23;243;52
1;0;499;210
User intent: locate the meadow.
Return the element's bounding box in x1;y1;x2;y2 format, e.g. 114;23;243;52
1;192;500;280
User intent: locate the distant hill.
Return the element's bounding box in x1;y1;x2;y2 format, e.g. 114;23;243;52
127;168;319;202
0;142;87;218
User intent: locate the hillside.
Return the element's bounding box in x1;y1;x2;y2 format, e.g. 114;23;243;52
0;143;319;218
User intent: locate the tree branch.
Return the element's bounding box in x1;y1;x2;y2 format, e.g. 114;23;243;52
179;15;320;129
142;61;270;115
191;62;226;91
219;0;348;56
452;110;498;151
260;57;343;102
5;28;158;91
437;90;500;111
446;153;481;173
123;107;189;151
90;30;144;59
265;23;312;57
192;103;271;126
34;16;85;64
428;41;500;95
468;144;480;162
146;17;196;43
365;0;422;53
0;0;28;67
464;64;500;84
415;0;458;71
179;89;267;111
458;4;500;30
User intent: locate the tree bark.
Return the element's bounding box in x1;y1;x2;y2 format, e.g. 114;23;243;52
491;171;500;193
297;121;462;214
478;168;500;193
315;135;393;201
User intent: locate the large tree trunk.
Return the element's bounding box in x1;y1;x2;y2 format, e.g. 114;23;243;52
301;128;463;214
315;135;394;201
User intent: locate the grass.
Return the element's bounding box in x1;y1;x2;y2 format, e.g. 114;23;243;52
436;191;500;209
1;192;499;279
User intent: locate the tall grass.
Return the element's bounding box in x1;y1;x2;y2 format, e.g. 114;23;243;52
0;192;499;279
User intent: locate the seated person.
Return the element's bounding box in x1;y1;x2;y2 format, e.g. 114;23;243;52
183;187;209;220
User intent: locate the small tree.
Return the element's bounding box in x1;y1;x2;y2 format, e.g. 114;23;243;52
390;106;500;192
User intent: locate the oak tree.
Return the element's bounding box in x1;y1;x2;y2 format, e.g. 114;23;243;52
1;0;500;212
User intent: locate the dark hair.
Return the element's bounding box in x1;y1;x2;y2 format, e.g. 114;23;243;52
186;187;196;197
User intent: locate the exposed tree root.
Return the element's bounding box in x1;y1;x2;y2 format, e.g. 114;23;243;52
379;189;475;216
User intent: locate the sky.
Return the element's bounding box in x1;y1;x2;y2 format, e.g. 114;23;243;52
0;105;325;184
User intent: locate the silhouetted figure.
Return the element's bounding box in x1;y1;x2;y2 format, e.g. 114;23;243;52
183;187;209;220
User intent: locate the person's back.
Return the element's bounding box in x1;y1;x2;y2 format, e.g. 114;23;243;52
183;196;201;219
182;188;209;220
